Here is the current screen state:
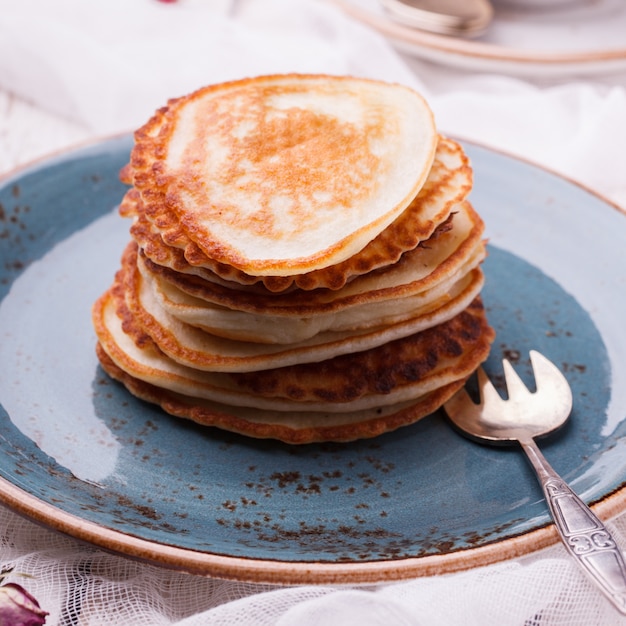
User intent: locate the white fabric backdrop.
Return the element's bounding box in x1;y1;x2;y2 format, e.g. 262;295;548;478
1;0;626;624
2;0;626;207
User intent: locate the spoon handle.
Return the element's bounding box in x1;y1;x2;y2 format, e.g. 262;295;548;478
520;439;626;614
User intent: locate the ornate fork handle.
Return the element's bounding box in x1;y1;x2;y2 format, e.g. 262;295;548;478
521;438;626;614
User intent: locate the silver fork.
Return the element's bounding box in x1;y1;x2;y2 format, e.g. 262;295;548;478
444;350;626;614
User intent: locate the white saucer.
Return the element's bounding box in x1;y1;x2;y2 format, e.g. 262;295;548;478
332;0;626;77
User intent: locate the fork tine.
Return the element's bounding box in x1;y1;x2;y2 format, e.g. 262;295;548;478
502;359;531;397
476;366;504;405
529;350;573;411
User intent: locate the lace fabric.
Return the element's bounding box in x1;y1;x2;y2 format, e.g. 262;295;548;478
3;506;626;625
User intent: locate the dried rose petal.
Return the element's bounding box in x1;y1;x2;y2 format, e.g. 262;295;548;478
0;583;48;625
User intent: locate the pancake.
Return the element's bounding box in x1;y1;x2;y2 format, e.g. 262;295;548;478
98;242;486;373
120;135;471;292
94;291;493;443
97;346;465;444
139;202;486;344
93;74;494;443
95;286;493;412
143;251;484;344
123;74;438;278
143;201;481;314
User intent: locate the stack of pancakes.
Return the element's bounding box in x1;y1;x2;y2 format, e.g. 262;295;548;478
92;74;494;444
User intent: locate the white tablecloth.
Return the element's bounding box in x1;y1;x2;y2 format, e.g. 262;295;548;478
1;1;626;624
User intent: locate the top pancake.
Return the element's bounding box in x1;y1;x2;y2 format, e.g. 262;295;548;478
121;135;470;292
124;74;438;277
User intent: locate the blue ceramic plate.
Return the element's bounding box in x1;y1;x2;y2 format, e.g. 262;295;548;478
0;136;625;584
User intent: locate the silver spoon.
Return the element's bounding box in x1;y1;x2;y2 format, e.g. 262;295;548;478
444;350;626;614
379;0;493;38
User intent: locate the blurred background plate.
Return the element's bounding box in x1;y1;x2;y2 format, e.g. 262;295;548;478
331;0;626;77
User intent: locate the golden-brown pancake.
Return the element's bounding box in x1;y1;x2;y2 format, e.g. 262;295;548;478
138;202;486;344
96;346;466;444
120;135;472;292
143;201;481;314
95;287;493;411
94;291;493;443
123;74;438;278
93;74;494;443
102;242;486;373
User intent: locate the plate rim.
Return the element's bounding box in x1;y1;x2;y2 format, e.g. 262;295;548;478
1;133;625;584
1;470;625;583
